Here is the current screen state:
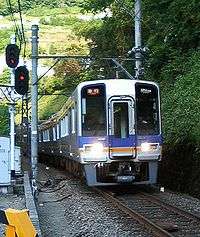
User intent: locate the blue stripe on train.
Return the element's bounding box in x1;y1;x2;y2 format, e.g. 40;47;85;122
109;135;136;147
78;136;108;148
78;134;163;148
136;134;163;145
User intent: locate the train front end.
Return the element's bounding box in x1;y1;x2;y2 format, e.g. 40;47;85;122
78;79;162;186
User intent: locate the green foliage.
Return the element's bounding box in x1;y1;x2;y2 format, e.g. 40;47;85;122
0;103;9;136
160;141;200;198
162;52;200;144
38;93;67;120
0;69;10;84
0;29;12;53
26;7;70;17
80;0;200;145
142;0;200;80
40;15;82;28
82;0;113;12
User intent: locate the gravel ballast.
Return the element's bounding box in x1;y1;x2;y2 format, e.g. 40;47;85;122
36;164;200;237
36;164;152;237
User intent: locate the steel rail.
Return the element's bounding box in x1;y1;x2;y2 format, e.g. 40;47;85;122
93;188;174;237
141;192;200;223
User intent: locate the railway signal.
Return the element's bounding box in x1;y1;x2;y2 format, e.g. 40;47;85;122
5;44;20;68
15;66;29;95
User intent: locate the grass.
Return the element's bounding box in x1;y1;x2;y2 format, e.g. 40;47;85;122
26;6;81;17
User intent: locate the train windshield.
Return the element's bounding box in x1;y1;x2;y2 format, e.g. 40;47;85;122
113;102;129;138
81;84;106;136
136;83;160;135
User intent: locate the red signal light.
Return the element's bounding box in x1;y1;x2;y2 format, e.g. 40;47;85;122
19;74;25;80
15;66;29;95
10;59;15;64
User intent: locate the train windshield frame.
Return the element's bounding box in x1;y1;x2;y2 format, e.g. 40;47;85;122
81;84;106;137
136;83;160;135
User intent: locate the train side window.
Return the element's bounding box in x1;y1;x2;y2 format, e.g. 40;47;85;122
47;129;50;141
42;131;45;141
53;126;56;141
42;131;46;142
43;130;50;142
39;133;42;142
68;110;71;134
71;108;75;134
61;119;64;137
57;123;60;139
61;118;67;137
65;115;69;136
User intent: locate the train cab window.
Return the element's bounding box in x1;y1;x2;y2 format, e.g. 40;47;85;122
136;83;160;135
81;84;106;136
113;102;129;138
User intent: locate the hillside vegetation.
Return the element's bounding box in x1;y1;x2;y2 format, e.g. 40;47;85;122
0;0;199;196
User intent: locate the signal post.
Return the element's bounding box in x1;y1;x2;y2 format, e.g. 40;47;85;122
31;25;39;189
5;35;29;178
7;35;19;177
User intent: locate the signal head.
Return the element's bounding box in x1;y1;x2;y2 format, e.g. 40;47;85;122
5;44;20;68
15;66;29;95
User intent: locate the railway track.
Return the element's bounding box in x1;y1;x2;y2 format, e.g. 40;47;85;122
94;188;200;237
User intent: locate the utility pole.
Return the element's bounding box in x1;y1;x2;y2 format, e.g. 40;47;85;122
31;25;39;188
134;0;142;79
10;34;16;177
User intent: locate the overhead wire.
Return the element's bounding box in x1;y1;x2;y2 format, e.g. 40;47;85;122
6;0;27;61
17;0;27;60
6;0;22;48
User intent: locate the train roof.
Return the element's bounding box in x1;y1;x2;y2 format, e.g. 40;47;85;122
75;79;159;91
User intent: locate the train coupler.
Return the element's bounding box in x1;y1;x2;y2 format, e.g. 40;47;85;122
116;163;135;183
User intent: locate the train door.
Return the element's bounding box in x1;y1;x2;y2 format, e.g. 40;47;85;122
108;96;136;159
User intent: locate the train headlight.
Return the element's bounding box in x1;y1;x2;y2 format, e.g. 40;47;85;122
82;143;106;161
90;143;104;157
141;142;151;152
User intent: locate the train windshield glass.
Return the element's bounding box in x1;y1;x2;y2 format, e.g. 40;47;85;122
113;102;129;138
136;83;160;135
81;84;106;136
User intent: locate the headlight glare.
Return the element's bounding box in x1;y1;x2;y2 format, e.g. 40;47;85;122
84;143;104;158
90;143;104;157
141;142;151;152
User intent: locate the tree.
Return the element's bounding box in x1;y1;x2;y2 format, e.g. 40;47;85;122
0;103;9;136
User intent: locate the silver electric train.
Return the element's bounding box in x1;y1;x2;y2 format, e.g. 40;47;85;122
38;79;162;186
